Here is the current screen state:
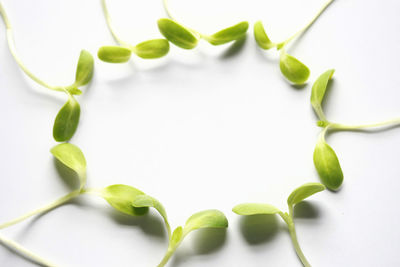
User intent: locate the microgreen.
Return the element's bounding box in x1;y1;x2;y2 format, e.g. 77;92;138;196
98;0;170;63
158;209;228;267
254;0;334;85
0;3;93;142
310;70;400;190
159;0;248;49
233;182;325;267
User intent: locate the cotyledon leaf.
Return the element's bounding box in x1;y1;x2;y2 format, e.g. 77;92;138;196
74;50;94;87
287;183;325;206
157;18;198;49
279;51;310;85
101;184;149;216
50;143;86;185
253;21;275;50
183;209;228;235
204;21;249;45
133;39;170;59
98;46;132;63
313;140;344;190
53;95;80;142
310;69;335;113
232;203;281;215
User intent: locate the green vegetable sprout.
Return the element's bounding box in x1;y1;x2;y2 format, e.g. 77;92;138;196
311;69;400;190
98;0;170;63
0;2;94;142
158;0;249;49
233;182;325;267
254;0;334;85
0;143;227;266
156;209;228;267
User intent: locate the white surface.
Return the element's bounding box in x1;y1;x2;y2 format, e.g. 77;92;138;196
1;0;400;266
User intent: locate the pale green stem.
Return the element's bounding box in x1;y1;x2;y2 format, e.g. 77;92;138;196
279;207;311;267
318;125;330;143
0;233;57;267
0;2;64;92
0;190;81;229
101;0;130;47
157;231;187;267
162;0;175;20
278;0;334;49
329;117;400;131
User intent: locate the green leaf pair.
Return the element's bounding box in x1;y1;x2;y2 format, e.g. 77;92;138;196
50;143;87;189
98;39;170;63
233;182;325;216
254;21;310;85
310;70;344;191
158;209;228;267
233;183;325;267
53;50;94;142
157;18;249;49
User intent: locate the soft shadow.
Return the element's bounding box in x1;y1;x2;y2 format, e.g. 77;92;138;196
0;239;49;267
289;81;308;90
108;209;166;239
239;214;279;244
293;201;320;219
170;228;227;267
220;35;247;59
191;228;227;254
53;158;80;190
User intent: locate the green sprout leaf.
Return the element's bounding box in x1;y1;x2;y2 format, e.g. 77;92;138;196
279;51;310;85
132;39;170;59
183;209;228;235
204;21;249;45
98;46;132;63
101;184;149;216
132;194;171;236
157;18;198;49
74;50;94;87
313;140;344;190
50;143;86;181
311;69;335;119
170;226;183;247
287;183;325;206
232;203;281;215
53;95;80;142
253;21;275;50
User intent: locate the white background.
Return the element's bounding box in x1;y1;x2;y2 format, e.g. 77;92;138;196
1;0;400;266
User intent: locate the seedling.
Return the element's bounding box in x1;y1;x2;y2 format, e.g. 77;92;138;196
158;0;249;49
0;143;227;266
233;182;326;267
98;0;170;63
0;3;94;142
155;209;228;267
254;0;334;85
311;70;400;190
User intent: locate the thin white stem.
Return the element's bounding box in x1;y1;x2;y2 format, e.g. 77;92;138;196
279;0;334;49
0;233;58;267
0;2;64;92
162;0;175;20
0;190;81;229
329;117;400;131
101;0;130;47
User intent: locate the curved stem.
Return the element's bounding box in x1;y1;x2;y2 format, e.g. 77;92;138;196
329;117;400;131
287;222;311;267
279;0;334;49
0;233;57;267
162;0;175;20
0;2;64;92
0;190;81;229
318;125;330;143
279;208;311;267
101;0;130;47
157;247;176;267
